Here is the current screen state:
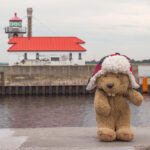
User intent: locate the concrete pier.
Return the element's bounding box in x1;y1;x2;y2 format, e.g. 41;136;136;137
0;127;150;150
0;65;138;86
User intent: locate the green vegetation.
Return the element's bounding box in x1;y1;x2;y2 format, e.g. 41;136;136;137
131;59;150;64
86;60;98;65
0;62;9;66
86;59;150;65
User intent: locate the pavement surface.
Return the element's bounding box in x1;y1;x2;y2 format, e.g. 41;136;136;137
0;127;150;150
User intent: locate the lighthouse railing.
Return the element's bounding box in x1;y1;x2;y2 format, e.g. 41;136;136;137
5;27;26;33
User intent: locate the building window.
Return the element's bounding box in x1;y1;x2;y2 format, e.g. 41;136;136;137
69;53;72;61
36;53;39;60
79;53;82;60
24;53;27;60
51;57;59;61
10;22;13;27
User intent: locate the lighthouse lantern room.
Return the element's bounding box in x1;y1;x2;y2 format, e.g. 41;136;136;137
5;13;26;40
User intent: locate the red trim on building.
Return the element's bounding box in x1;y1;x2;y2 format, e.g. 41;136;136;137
8;37;86;52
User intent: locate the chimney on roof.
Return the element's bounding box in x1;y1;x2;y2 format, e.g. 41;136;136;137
27;8;33;37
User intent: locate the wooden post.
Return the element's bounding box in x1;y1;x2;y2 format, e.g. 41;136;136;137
15;86;18;95
45;86;49;95
58;86;62;95
82;85;86;95
62;86;65;95
69;86;72;95
49;86;52;95
56;86;59;95
42;86;45;95
31;86;36;95
1;86;5;95
72;86;76;95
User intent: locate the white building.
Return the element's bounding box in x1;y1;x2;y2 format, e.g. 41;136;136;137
6;13;86;66
8;37;86;66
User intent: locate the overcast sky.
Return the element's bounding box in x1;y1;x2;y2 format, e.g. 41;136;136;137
1;0;150;62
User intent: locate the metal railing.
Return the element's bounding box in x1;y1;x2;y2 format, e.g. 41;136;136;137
5;27;26;33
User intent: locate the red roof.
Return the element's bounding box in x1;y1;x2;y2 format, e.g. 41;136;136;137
10;13;22;21
8;37;86;52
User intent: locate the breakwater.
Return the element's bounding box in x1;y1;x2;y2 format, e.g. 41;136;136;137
0;66;95;86
0;65;138;86
0;65;139;95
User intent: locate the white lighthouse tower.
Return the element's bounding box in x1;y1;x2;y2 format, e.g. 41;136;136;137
5;13;26;40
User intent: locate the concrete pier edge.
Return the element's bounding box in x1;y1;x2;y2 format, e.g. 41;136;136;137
0;127;150;150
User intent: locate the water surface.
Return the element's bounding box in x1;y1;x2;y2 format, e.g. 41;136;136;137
0;95;149;128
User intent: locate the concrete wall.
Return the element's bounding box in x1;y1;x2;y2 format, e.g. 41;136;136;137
0;65;94;86
0;65;138;86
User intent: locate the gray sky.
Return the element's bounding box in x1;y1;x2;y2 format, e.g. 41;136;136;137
1;0;150;62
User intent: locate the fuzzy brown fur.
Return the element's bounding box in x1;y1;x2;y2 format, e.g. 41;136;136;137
94;73;143;142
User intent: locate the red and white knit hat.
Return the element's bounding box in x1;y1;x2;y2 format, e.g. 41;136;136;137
86;53;139;90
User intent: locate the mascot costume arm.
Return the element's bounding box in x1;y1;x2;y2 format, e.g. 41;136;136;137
94;89;111;117
125;88;143;106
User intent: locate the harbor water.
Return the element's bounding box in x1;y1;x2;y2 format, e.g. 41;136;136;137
0;95;149;128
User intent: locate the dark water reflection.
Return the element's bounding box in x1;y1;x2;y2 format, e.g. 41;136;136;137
0;95;149;128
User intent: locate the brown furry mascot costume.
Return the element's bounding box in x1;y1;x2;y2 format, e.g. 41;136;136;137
86;53;143;142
